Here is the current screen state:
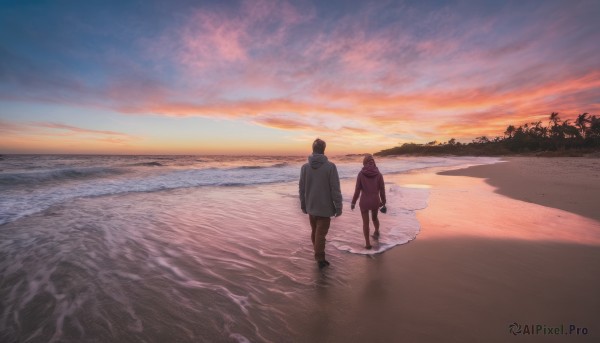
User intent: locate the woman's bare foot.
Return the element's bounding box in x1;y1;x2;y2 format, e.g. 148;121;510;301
365;244;372;250
372;230;380;239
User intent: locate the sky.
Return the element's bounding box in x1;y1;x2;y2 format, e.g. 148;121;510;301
1;0;599;155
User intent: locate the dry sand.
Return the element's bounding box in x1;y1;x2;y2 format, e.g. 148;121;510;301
292;157;600;343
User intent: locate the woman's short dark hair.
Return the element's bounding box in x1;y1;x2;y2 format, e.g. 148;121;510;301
312;138;326;154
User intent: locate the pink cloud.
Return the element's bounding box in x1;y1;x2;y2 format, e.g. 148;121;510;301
33;122;133;137
126;1;597;146
173;0;314;71
252;116;315;131
0;121;137;146
4;1;599;149
0;120;26;134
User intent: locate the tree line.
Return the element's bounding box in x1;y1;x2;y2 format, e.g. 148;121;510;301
375;112;600;156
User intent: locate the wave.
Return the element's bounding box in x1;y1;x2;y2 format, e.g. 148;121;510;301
0;167;127;186
221;183;246;187
129;162;164;167
235;166;264;170
0;157;501;226
233;163;289;170
0;166;301;225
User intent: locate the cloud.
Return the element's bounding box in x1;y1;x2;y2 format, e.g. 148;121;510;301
340;126;370;135
252;116;315;131
1;0;599;148
0;120;137;146
172;0;314;71
32;122;133;137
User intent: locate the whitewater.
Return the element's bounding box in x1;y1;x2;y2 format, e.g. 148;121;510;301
0;155;497;226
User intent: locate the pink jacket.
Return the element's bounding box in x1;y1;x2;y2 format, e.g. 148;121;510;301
351;166;386;211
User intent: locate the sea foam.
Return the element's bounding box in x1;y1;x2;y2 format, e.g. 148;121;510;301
0;155;499;225
330;185;428;255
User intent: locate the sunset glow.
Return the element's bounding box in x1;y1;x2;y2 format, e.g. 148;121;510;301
1;0;599;154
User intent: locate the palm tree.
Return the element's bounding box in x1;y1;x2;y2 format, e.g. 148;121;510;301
504;125;516;138
561;120;580;139
530;121;544;138
575;113;589;138
473;136;489;144
588;115;600;138
539;125;548;138
549;112;561;128
549;112;564;139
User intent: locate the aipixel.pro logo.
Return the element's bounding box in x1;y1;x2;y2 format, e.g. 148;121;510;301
509;322;589;336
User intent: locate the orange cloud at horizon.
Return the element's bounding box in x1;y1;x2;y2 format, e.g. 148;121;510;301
104;68;599;145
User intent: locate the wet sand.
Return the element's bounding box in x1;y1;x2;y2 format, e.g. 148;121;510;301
290;157;600;342
439;157;600;222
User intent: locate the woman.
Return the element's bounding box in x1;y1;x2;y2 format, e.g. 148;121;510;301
351;154;386;249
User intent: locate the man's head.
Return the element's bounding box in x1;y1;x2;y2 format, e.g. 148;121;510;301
312;138;326;154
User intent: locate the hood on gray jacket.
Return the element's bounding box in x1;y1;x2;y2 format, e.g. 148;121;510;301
308;153;328;169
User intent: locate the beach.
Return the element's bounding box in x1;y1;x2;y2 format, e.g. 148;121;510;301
289;157;600;342
4;0;600;342
1;155;599;342
440;157;600;222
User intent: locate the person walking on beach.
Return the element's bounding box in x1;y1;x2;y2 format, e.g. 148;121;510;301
351;154;386;249
299;138;343;269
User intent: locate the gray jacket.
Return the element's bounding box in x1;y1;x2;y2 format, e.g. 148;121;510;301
299;154;343;217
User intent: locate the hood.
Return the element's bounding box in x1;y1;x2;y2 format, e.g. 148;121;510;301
361;155;380;177
308;153;328;169
361;165;380;177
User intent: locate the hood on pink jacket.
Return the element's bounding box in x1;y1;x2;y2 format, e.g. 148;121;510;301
361;154;380;177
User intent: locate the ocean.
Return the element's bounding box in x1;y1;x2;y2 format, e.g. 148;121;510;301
0;154;499;342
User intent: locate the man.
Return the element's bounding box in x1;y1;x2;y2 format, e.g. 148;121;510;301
299;138;343;269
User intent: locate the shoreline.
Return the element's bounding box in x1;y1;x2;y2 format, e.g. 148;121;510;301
2;156;599;342
288;156;600;342
439;157;600;222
